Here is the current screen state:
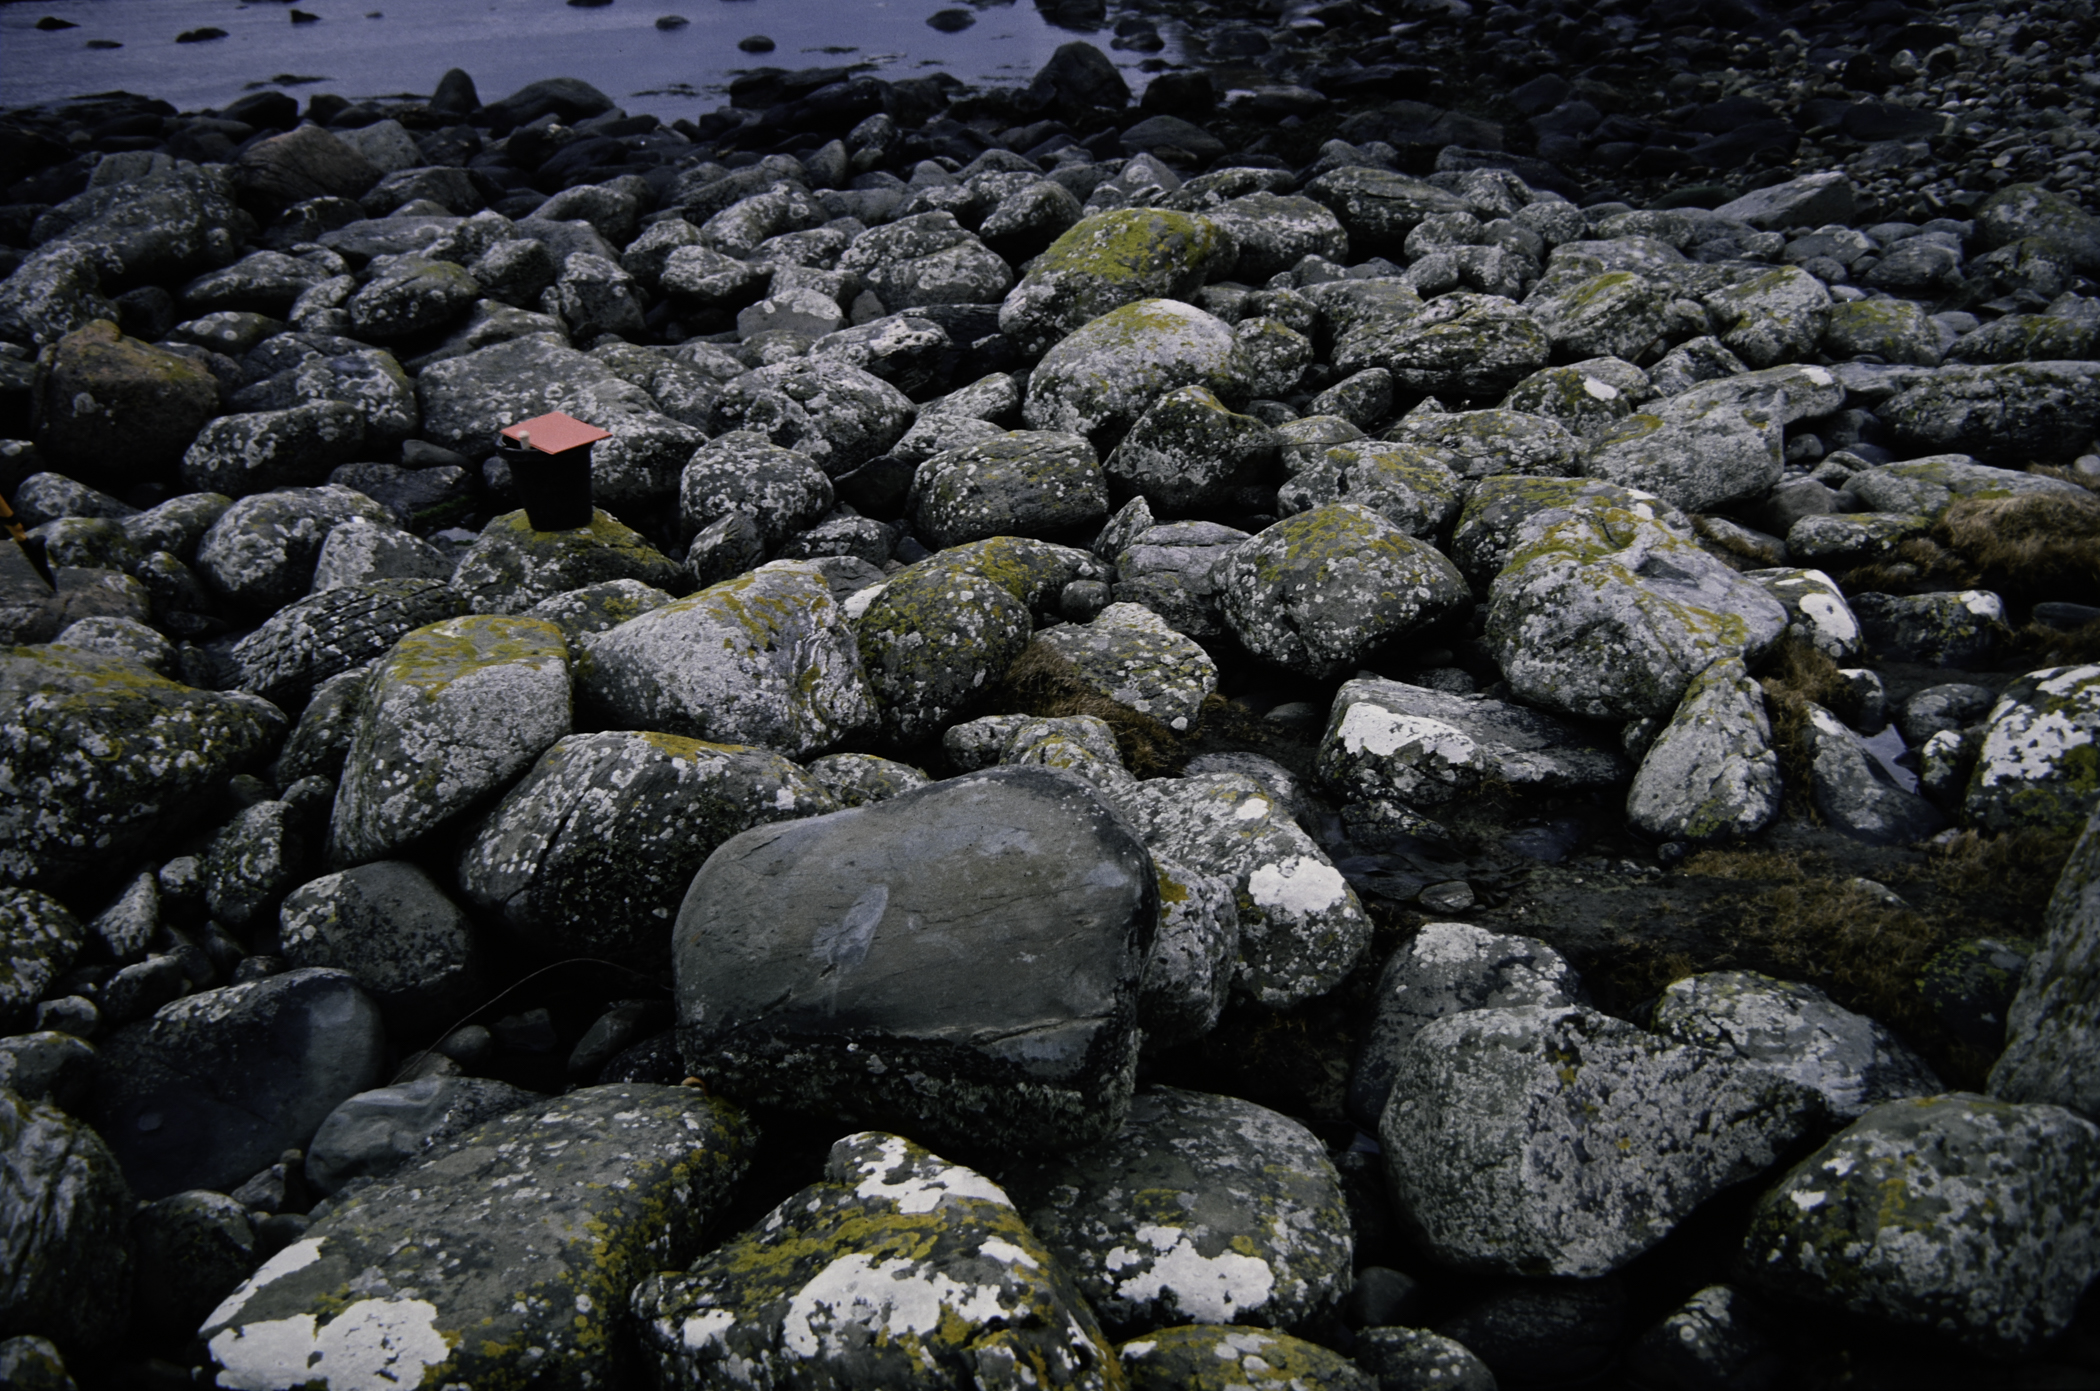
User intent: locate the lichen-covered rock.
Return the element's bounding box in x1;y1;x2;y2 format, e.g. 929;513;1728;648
1119;1325;1374;1391
449;507;685;614
412;333;655;454
458;730;837;967
1105;385;1279;517
1447;474;1689;590
1000;1088;1351;1336
1303;166;1472;260
194;484;392;615
277;861;482;1035
1963;664;2100;834
674;767;1154;1152
201;1085;755;1391
1993;804;2100;1119
84;968;384;1200
327;615;572;866
0;647;281;891
1823;296;1946;366
1381;1004;1824;1276
1703;266;1831;368
909;430;1109;550
709;357;916;477
523;577;674;642
851;556;1035;743
1746;567;1861;661
1525;270;1672;363
1625;656;1782;843
129;1189;259;1346
270;667;368;786
1142;854;1239;1046
1218;504;1471;680
1277;440;1464;539
999;208;1236;356
1581;397;1783;514
231;577;467;707
346;255;480;340
1355;1327;1497;1391
1653;971;1939;1122
0;890;85;1034
32;319;221;484
1623;1285;1777;1391
580;561;876;758
1339;292;1550;399
1317;677;1628;815
804;752;930;808
1347;922;1581;1133
1849;589;2003;669
0;1088;134;1355
1802;703;1947;846
838;210;1015;311
1844;453;2088;520
1117;773;1370;1009
201;798;313;931
633;1130;1123;1391
1033;602;1218;732
1878;361;2100;466
1739;1094;2100;1356
1112;521;1249;639
1023;298;1251;449
1497;359;1652;441
676;429;833;549
1485;502;1788;721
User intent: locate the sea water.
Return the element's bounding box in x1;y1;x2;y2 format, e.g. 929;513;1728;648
0;0;1184;121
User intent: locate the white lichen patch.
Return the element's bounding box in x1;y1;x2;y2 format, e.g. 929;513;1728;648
1105;1225;1277;1324
848;1132;1013;1213
208;1298;448;1391
1247;856;1348;916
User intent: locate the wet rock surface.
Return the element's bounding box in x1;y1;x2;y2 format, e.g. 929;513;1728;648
5;9;2100;1385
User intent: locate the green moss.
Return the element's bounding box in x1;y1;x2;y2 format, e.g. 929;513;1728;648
1037;209;1226;284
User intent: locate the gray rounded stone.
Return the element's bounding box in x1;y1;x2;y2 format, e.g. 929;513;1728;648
908;430;1109;550
1023;298;1251;450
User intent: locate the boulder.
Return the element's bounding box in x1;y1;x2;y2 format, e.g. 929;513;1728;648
1485;502;1788;721
1303;167;1472;260
909;430;1109;549
412;334;656;455
1993;804;2100;1119
1746;567;1861;662
129;1190;258;1346
999;1088;1351;1335
632;1130;1122;1391
1336;292;1550;399
328;615;572;866
1346;922;1580;1133
1964;664;2100;834
1703;266;1831;368
201;1085;755;1391
303;1075;541;1196
581;561;876;758
1392;406;1584;482
0;648;281;891
194;484;392;615
1879;361;2100;466
1022;298;1251;450
1581;398;1784;514
458;730;839;967
1740;1094;2100;1356
84;968;384;1200
999;209;1236;356
232;578;467;708
32;319;220;485
674;766;1155;1152
708;357;916;477
1625;656;1783;843
1447;474;1689;590
1277;439;1463;540
1218;504;1471;680
448;508;685;614
1117;773;1371;1009
1112;521;1248;638
836;211;1013;310
851;554;1035;742
277;862;482;1036
1381;1004;1824;1275
0;891;85;1034
1031;602;1218;732
1119;1325;1373;1390
1801;703;1946;845
0;1089;134;1354
1317;676;1628;815
1104;385;1279;517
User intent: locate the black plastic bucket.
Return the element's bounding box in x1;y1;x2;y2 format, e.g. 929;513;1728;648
497;432;595;531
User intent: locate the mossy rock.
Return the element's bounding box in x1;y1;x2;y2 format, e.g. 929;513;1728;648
1022;298;1252;451
999;207;1235;356
1118;1325;1372;1390
633;1131;1125;1390
202;1085;756;1391
909;430;1109;550
450;507;686;616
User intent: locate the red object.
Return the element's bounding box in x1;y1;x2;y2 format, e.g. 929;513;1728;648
500;411;611;455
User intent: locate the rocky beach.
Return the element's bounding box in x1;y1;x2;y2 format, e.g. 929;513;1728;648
3;0;2100;1387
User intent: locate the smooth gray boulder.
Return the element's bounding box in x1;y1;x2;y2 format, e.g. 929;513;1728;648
999;1088;1353;1335
1381;1003;1823;1276
674;766;1156;1152
303;1075;541;1196
908;430;1109;549
83;968;385;1199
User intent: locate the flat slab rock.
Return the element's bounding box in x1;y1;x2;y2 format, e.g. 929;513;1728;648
633;1131;1123;1390
998;1087;1352;1336
674;765;1155;1153
200;1084;756;1391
